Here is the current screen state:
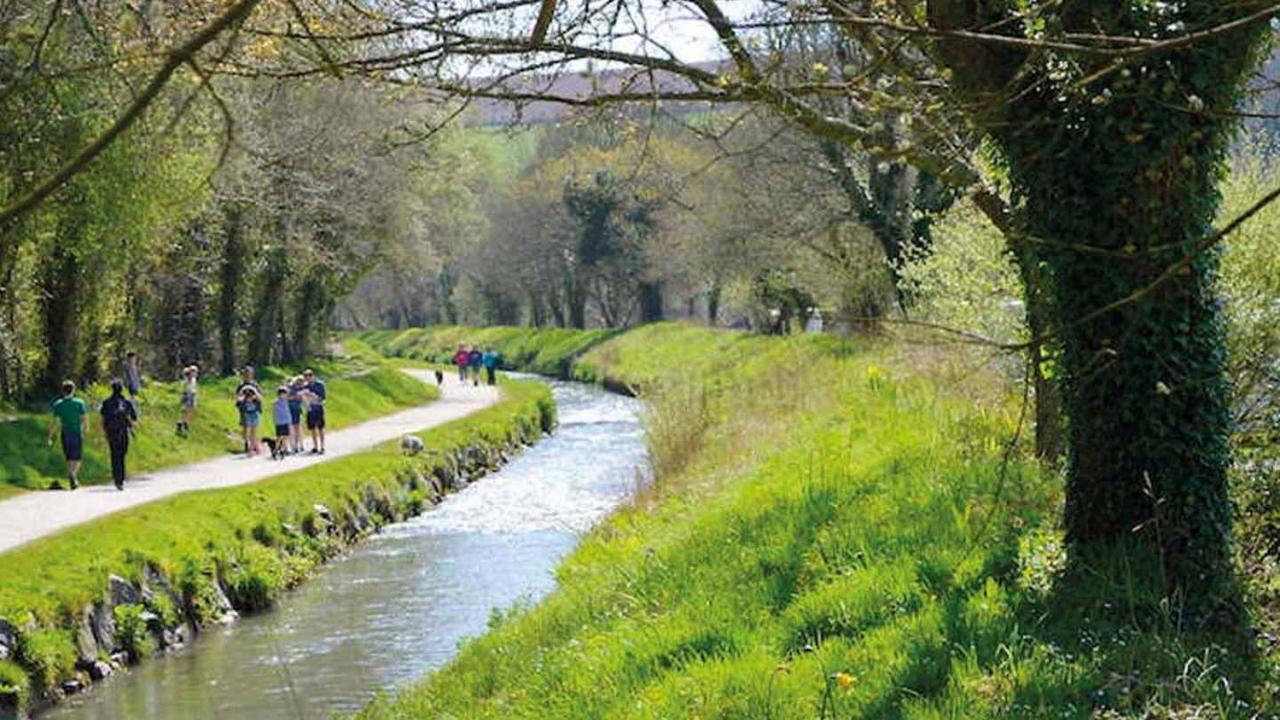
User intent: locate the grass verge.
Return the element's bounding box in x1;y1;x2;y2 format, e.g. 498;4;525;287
355;323;1278;719
0;356;438;493
356;326;618;378
0;378;553;713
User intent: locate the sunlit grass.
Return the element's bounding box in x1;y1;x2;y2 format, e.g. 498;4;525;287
0;379;552;705
355;323;1273;719
0;356;438;491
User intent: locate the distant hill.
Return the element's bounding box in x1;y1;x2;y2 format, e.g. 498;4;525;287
463;61;725;126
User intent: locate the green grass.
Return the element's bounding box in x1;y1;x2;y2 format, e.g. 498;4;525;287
0;357;438;492
357;326;619;378
0;378;552;705
353;323;1277;719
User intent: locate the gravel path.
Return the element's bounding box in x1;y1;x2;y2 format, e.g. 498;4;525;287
0;370;498;554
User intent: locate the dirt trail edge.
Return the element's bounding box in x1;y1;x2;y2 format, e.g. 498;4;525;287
0;370;498;554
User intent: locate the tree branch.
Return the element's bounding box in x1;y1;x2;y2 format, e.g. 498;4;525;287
0;0;261;235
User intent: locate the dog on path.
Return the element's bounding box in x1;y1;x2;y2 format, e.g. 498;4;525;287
262;437;285;461
434;369;444;386
401;435;424;456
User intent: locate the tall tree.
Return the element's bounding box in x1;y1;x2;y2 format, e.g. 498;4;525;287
925;0;1269;617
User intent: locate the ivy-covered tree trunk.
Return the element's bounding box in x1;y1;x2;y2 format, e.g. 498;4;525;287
929;0;1267;618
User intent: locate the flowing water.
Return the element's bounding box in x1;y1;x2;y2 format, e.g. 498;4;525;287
45;380;646;720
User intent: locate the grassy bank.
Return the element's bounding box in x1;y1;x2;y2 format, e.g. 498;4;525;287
0;358;438;496
0;379;553;714
356;323;1277;719
356;327;617;378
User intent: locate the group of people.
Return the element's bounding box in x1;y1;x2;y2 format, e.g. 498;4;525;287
231;366;328;458
452;345;501;386
47;376;137;491
44;356;330;491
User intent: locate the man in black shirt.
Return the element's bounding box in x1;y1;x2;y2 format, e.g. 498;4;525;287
100;379;139;490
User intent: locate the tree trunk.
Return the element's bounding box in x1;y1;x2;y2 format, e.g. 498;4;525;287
40;244;79;389
437;268;458;325
639;281;664;323
926;0;1264;617
707;281;722;326
566;273;587;329
249;246;288;367
293;270;326;361
218;205;246;375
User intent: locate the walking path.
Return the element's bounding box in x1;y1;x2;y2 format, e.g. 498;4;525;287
0;370;499;554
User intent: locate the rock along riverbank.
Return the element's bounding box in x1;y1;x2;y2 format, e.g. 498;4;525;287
0;378;555;719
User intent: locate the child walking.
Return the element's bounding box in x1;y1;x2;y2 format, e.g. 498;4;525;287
272;386;293;458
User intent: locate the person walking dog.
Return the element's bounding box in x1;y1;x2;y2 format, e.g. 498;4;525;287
47;380;89;489
101;379;138;490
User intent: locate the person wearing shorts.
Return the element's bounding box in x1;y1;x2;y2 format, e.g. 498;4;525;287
47;380;88;490
287;376;305;455
236;387;263;456
272;386;293;456
177;365;198;436
302;368;327;454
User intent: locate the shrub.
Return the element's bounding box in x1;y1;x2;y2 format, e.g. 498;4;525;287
113;605;155;662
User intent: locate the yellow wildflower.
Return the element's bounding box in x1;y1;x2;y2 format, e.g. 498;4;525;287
833;672;854;691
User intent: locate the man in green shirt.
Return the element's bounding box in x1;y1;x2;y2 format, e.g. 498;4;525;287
47;380;89;490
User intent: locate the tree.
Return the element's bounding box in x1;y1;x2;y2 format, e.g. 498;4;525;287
245;0;1272;617
924;1;1269;617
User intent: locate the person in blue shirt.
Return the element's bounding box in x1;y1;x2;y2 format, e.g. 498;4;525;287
467;347;483;387
482;348;501;386
236;387;263;456
302;368;327;454
287;376;305;455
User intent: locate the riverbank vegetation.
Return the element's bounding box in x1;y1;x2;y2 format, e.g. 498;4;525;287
359;324;1280;718
0;378;552;713
0;358;438;495
6;1;1280;717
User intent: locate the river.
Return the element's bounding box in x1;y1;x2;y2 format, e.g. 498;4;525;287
44;379;646;720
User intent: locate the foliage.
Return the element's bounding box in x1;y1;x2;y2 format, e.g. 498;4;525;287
112;604;155;662
898;200;1027;348
1218;145;1280;443
0;356;436;493
0;378;553;696
354;323;1275;719
0;659;27;711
